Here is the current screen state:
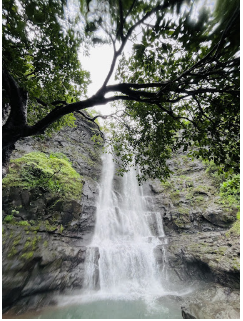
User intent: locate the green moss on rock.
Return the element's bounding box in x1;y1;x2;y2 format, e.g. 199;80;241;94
21;252;34;260
226;215;240;237
3;152;83;200
18;221;30;226
177;207;190;215
8;246;17;258
4;215;14;223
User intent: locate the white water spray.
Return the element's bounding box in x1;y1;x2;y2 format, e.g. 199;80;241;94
83;152;169;300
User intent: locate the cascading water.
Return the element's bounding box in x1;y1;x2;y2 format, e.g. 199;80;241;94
29;151;188;318
83;151;170;300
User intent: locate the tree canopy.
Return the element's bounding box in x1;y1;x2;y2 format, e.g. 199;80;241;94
3;0;90;133
2;0;240;180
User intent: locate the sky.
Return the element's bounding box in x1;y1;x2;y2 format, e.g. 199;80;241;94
80;38;134;116
80;44;115;115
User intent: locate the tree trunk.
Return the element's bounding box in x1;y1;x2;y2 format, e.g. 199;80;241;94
2;68;29;176
2;144;15;177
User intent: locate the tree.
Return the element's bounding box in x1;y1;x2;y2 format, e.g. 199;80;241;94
2;0;240;179
2;0;91;171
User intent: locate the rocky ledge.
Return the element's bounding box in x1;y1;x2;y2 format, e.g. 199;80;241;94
167;231;240;289
181;283;240;319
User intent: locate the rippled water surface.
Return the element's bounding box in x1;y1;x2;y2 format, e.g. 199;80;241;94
26;297;183;319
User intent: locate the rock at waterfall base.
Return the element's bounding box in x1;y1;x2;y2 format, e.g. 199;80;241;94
181;284;240;319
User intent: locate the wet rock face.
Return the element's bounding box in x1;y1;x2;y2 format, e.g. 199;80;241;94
2;112;103;312
181;284;240;319
2;224;87;311
143;153;237;235
166;231;240;289
2;187;88;235
142;151;240;300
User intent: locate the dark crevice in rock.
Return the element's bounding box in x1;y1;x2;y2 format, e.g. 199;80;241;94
36;230;84;239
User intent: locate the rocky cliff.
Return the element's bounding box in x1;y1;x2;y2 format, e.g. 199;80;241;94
143;152;240;318
2;112;104;313
2;116;240;318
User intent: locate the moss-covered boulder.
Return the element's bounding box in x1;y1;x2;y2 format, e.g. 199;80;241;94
3;151;83;200
2;152;87;234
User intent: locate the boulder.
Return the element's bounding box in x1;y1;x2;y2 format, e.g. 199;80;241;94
165;231;240;289
181;284;240;319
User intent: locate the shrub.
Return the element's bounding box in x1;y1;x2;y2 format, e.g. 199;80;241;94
220;174;240;208
4;215;14;223
17;221;30;226
226;212;240;236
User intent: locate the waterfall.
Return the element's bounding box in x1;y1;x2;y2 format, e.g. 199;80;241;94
24;152;193;319
83;151;169;300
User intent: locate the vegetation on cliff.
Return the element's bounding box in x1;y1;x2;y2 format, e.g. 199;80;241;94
205;161;240;235
2;152;84;265
157;155;239;233
220;175;240;236
3;152;83;200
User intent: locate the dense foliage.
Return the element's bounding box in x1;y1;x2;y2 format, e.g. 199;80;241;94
107;0;239;180
220;174;240;236
3;0;90;134
2;0;240;181
220;174;240;208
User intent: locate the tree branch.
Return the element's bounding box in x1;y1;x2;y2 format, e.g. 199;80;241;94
213;5;240;59
98;2;170;93
193;95;212;122
75;111;105;139
142;22;155;28
117;0;124;41
34;97;48;107
124;0;137;21
156;41;222;96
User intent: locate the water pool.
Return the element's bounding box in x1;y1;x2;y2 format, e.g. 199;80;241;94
15;296;183;319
